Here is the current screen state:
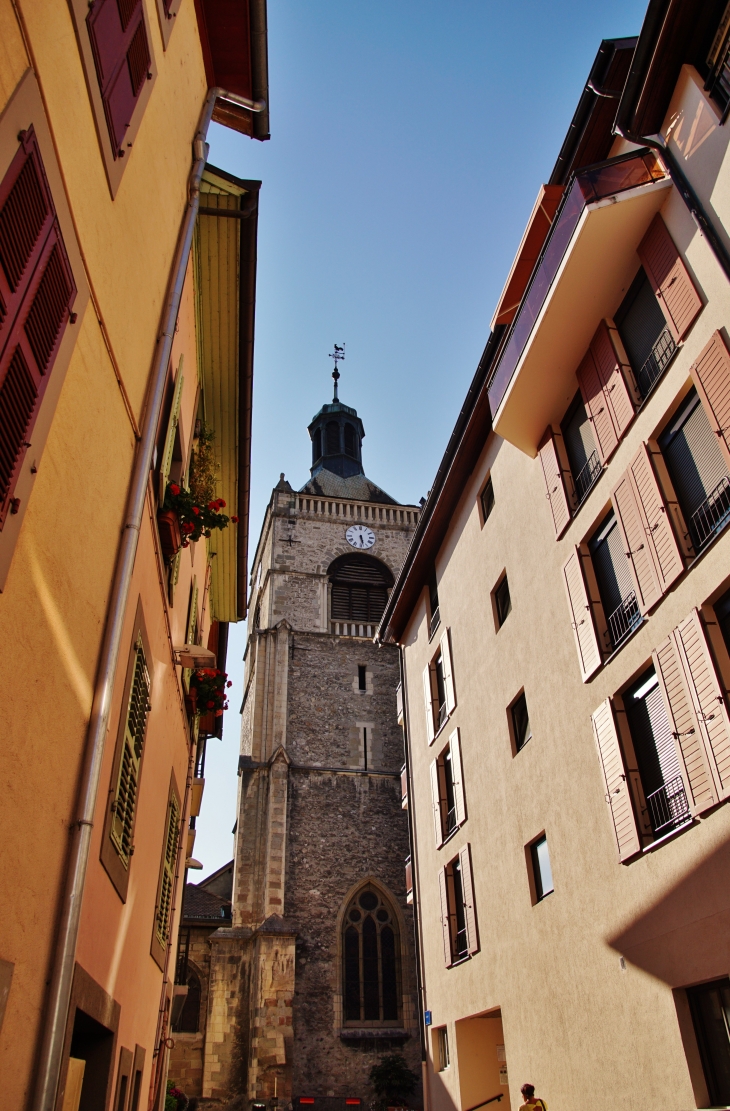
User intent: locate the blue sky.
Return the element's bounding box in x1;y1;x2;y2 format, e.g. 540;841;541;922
194;0;649;878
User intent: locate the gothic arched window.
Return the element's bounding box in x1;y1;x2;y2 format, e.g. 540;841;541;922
172;968;201;1033
328;555;394;625
343;886;400;1025
344;423;357;458
326;420;340;455
312;428;322;464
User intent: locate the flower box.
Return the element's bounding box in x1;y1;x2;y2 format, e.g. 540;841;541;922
157;508;182;560
184;688;197;717
198;712;216;734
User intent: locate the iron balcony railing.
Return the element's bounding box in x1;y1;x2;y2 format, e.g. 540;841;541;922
429;605;441;639
646;774;691;836
445;804;457;836
454;926;469;961
574;450;602;505
635;327;676;399
487;150;665;416
437;699;448;732
691;475;730;552
607;589;641;650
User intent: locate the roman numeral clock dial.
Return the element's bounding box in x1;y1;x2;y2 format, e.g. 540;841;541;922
346;524;375;549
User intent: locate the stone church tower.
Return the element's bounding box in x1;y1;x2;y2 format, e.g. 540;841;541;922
203;381;422;1107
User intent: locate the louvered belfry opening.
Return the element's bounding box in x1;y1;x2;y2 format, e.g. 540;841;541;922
87;0;152;155
0;128;76;527
329;555;393;625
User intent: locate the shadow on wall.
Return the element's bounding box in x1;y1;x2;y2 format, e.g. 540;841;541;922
607;828;730;986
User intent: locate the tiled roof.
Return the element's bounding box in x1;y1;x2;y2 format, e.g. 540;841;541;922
183;883;232;921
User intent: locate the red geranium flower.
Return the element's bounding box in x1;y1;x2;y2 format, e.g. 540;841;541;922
192;506;200;515
227;681;232;688
182;540;189;548
231;516;239;523
215;709;223;717
170;483;180;496
207;700;214;709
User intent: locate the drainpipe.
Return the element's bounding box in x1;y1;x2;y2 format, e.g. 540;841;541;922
32;86;265;1111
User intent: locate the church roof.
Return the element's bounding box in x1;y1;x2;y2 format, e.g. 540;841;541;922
299;469;398;505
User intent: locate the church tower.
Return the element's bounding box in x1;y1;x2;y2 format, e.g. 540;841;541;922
203;369;422;1106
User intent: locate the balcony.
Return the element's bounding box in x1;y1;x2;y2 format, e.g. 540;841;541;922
574;450;602;506
607;590;642;650
487;151;670;456
331;620;377;638
691;475;730;552
635;326;676;400
646;775;691;836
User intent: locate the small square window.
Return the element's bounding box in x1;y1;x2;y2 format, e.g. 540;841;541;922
480;476;495;524
494;575;511;629
511;692;531;753
436;1026;450;1071
530;836;554;902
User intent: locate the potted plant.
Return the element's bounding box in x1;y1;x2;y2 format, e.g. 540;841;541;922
369;1055;419;1111
189;667;232;728
157;423;238;559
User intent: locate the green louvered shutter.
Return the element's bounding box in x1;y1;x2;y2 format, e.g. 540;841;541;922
159;361;184;502
155;793;180;947
110;636;150;867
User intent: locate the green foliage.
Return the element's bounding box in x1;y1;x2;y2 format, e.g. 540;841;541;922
368;1054;419;1108
189;667;231;717
164;423;238;546
189;421;218;506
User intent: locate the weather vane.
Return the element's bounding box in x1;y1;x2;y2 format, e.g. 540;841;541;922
329;343;345;401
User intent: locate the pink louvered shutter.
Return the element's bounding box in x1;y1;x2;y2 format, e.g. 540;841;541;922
430;758;444;848
459;844;479;955
562;547;603;681
638;214;703;341
690;331;730;470
449;728;466;826
423;664;435;744
673;610;730;801
577;347;619;463
653;630;718;815
87;0;151;156
590;320;635;441
437;868;452;966
538;427;573;537
440;629;456;715
591;699;641;861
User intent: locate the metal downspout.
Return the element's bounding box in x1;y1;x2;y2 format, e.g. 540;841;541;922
32;86;265;1111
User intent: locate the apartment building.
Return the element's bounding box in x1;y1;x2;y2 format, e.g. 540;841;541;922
379;3;730;1109
0;3;267;1109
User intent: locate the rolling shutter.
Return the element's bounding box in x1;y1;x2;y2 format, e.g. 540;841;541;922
638;214;702;342
110;636;151;867
690;331;730;469
459;844;479;955
590;320;636;439
440;629;456;715
449;728;466;826
577;347;619;463
159;363;184;501
423;664;435;744
538;427;574;537
430;758;444;848
562;547;603;681
653;627;718;815
591;699;641;861
87;0;152;156
437;868;452;966
0;129;76;528
155;791;180;947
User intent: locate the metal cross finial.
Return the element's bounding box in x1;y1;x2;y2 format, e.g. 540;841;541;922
329;343;345;401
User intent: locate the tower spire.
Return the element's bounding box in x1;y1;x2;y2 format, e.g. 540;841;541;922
329;343;345;402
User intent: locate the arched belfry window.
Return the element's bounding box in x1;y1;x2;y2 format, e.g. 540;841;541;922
312;428;322;464
326;420;340;455
343;885;400;1025
329;555;394;625
344;422;357;458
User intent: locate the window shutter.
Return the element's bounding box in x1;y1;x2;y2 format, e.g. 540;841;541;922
87;0;151;156
449;728;466;827
577;348;619;464
440;629;456;715
110;636;150;867
611;444;683;613
430;758;444;848
653;627;718;815
538;427;574;537
590;699;641;861
690;331;730;470
423;664;435;744
159;364;184;501
562;547;603;681
458;844;479;955
590;320;636;441
155;791;180;947
437;868;452;966
638;214;702;342
0;130;76;527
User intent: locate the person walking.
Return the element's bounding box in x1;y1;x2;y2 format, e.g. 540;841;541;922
519;1083;547;1111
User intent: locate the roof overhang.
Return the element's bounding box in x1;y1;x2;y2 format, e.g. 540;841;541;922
491;185;564;329
194;0;270;139
491;175;671;457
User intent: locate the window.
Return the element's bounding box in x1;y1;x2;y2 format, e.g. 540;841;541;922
510;692;531;754
493;574;511;629
326;420;340;454
329;555;393;628
152;780;181;967
436;1026;450;1071
342;886;400;1026
561;393;601;505
716;587;730;655
438;846;478;965
529;836;554;902
173;969;201;1034
157;358;184;503
588;512;641;650
659;388;730;554
344;422;357;457
480;475;495;523
312;428;321;464
705;6;730;120
614;268;676;399
430;729;466;845
358;665;367;691
624;668;691;839
687;978;730;1105
423;630;455;742
428;568;440;638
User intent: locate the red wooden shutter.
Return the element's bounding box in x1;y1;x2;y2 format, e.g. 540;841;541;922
672;610;730;801
538;427;573;537
423;664;435;744
690;331;730;469
449;728;466;826
638;214;702;341
437;868;452;966
430;758;444;848
577;347;619;463
459;844;479;955
590;320;635;441
591;699;641;861
562;547;603;681
87;0;151;156
653;628;718;815
0;130;76;528
440;629;456;715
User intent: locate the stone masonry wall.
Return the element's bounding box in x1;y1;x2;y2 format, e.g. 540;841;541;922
168;925;215;1097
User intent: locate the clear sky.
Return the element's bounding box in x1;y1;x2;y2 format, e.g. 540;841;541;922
194;0;649;879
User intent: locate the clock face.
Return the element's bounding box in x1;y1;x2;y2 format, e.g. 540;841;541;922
346;524;376;550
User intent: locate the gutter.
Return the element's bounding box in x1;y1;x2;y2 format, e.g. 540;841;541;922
613;0;730;283
32;86;265;1111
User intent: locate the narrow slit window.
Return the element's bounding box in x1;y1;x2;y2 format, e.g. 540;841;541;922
494;575;511;628
358;665;367;691
511;692;531;753
480;476;495;523
530;836;554;902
